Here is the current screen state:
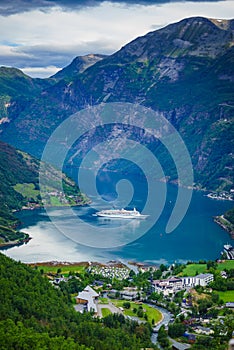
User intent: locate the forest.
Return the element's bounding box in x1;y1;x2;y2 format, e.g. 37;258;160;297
0;253;155;350
224;207;234;226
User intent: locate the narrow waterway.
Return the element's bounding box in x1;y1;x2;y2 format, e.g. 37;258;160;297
3;177;233;264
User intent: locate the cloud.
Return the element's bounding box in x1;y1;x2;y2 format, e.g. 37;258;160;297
21;66;60;78
0;0;232;77
0;42;114;69
0;0;225;16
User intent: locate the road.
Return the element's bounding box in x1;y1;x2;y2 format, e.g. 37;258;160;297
149;304;173;344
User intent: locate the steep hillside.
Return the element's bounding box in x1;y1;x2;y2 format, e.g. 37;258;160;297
0;17;233;191
0;141;89;246
0;66;54;135
0;253;153;350
0;66;49;97
215;206;234;239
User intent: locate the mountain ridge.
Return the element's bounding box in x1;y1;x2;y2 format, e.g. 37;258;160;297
0;16;233;192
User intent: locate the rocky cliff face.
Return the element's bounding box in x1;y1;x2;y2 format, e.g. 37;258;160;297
0;17;233;191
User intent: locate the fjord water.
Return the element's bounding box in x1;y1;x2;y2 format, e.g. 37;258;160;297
4;173;233;264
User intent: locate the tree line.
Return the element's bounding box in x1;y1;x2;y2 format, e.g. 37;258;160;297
0;253;156;350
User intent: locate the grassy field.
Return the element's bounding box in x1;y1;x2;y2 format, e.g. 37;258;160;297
29;263;87;275
50;196;63;206
180;261;234;277
112;299;162;324
217;290;234;302
99;297;109;304
14;183;39;200
217;261;234;271
101;308;112;317
179;264;207;277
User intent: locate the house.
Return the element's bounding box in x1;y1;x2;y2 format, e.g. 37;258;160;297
75;285;99;314
151;273;214;296
181;276;197;288
152;277;183;295
93;280;104;287
54;276;68;284
226;302;234;308
220;271;227;279
168;277;183;288
183;332;196;343
107;289;118;298
181;274;214;288
195;273;214;286
119;288;139;300
193;326;214;335
138;264;159;273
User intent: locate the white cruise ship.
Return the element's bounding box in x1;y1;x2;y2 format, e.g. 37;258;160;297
95;208;148;219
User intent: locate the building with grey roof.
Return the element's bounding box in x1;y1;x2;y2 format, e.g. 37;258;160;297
76;285;99;314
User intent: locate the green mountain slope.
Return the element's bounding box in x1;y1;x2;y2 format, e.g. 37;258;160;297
0;253;153;350
0;17;233;191
0;66;49;97
0;66;53;122
0;140;88;246
214;207;234;238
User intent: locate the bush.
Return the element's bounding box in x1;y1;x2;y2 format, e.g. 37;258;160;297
123;302;131;309
137;309;144;318
168;322;186;338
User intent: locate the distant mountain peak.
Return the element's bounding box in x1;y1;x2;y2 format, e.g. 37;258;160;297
114;16;233;63
51;53;107;81
0;66;29;78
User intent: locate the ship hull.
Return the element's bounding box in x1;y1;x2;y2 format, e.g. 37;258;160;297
95;213;148;219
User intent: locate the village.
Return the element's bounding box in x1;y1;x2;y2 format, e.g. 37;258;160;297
33;259;234;350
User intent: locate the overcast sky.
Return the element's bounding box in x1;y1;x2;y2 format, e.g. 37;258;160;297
0;0;233;78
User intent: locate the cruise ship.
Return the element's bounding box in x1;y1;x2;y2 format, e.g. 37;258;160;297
95;208;148;219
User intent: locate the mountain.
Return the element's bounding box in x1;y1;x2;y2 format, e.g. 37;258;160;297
0;66;54;129
0;66;50;97
0;17;233;191
51;53;107;81
0;140;89;246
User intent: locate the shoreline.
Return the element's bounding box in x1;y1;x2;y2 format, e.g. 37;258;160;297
16;199;91;212
5;200;91;249
28;260;133;269
205;193;233;201
0;236;32;249
214;216;234;239
9;259;160;268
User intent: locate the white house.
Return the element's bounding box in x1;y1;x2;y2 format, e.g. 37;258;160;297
181;276;197;288
193;326;214;335
181;274;213;288
76;285;99;314
151;273;214;295
152;277;183;295
195;273;214;287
